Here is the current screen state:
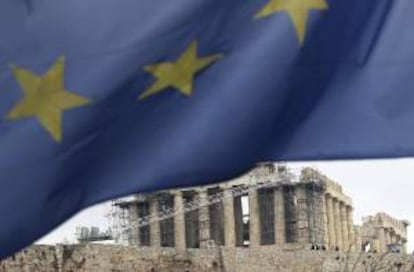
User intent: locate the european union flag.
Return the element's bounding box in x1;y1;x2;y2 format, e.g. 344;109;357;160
1;0;414;257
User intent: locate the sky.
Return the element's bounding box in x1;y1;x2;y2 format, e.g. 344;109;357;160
37;158;414;252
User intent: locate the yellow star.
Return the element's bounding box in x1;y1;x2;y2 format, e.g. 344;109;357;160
256;0;328;44
7;57;91;142
139;41;222;99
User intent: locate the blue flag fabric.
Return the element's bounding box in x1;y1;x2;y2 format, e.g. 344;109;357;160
1;0;414;257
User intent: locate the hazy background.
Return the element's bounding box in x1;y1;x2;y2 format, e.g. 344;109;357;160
37;158;414;252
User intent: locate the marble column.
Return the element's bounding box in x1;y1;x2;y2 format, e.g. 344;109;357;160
224;187;236;247
333;199;343;250
400;236;408;253
385;229;392;247
321;193;329;247
326;195;336;249
401;237;408;254
378;227;386;253
373;238;381;253
149;196;160;247
346;206;355;251
174;191;186;250
340;203;349;251
199;190;211;248
234;194;244;247
274;187;285;245
295;187;310;244
249;188;261;247
129;202;139;246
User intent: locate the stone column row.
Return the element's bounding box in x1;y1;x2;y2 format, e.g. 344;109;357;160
160;188;358;251
141;187;240;249
198;186;287;249
142;185;289;249
325;194;354;251
139;189;357;251
376;227;405;253
249;186;288;247
141;193;187;249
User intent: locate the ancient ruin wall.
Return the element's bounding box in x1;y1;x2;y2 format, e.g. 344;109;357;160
1;244;414;272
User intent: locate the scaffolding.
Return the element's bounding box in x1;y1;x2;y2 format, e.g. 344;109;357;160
107;197;134;245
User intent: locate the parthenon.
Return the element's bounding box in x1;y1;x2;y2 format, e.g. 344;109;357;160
111;163;409;253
